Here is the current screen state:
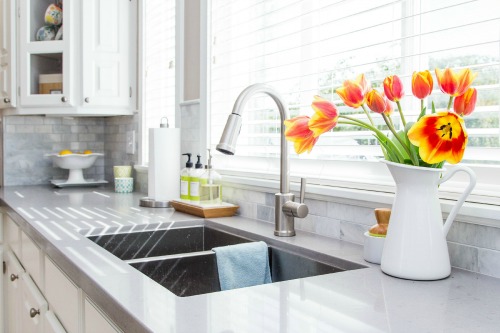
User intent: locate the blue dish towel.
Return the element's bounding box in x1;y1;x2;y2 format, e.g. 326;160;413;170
213;241;272;291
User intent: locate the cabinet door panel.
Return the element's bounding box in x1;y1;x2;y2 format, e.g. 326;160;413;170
21;231;42;287
18;0;72;107
4;251;25;333
0;0;16;108
82;0;130;108
44;310;68;333
45;257;79;333
84;298;121;333
20;274;48;333
4;214;21;257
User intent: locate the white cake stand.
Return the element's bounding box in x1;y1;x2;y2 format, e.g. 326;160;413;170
46;153;108;187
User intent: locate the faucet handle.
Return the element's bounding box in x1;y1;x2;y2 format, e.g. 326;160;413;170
299;178;306;203
282;178;309;218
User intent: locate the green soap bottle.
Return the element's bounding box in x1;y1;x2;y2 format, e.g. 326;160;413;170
180;153;193;200
189;155;204;201
200;149;222;204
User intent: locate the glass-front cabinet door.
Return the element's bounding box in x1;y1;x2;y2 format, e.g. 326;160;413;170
18;0;72;107
0;0;16;109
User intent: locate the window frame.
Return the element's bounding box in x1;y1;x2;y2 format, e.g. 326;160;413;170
206;0;500;210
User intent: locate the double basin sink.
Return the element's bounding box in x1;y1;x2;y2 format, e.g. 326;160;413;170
88;225;366;297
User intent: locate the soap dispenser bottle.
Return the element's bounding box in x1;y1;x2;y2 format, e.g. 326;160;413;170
189;155;204;201
180;153;193;200
200;149;222;204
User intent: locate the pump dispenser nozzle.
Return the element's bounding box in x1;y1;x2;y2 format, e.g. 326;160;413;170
182;153;193;168
195;155;203;169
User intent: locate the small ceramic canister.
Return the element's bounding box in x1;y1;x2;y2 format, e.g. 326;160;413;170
115;177;133;193
113;165;132;178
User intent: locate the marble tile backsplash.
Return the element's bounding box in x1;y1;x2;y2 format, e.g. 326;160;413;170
3;116;106;185
221;184;500;279
2;114;139;187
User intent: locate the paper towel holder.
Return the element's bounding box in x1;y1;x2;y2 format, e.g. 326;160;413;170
139;116;178;208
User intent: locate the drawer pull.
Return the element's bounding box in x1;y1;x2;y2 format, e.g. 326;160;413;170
10;273;18;281
30;308;40;318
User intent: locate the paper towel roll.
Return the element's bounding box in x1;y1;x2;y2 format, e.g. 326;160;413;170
148;127;181;201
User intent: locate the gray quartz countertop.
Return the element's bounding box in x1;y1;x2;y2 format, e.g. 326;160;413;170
2;185;500;333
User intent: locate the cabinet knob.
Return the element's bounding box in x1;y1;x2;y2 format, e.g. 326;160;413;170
10;273;18;281
3;97;10;104
61;96;68;103
29;308;40;318
84;97;90;103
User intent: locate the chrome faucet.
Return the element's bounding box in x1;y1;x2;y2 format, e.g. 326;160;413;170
216;84;308;236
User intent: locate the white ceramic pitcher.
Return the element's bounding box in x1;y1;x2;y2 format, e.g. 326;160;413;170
380;160;476;280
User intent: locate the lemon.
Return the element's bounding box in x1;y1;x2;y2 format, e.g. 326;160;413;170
59;149;72;155
83;150;93;154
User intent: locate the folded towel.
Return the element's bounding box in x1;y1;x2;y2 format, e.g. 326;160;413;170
213;241;272;291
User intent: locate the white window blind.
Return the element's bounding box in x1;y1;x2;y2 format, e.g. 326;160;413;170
142;0;176;164
209;0;500;201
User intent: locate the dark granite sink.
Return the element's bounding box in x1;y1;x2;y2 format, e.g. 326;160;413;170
88;225;367;297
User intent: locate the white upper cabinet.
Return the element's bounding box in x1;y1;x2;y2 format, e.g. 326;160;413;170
11;0;136;116
81;0;132;110
18;0;72;108
0;0;17;109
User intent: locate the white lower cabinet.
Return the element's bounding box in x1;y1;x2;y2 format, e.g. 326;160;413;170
44;310;68;333
4;250;25;333
3;214;122;333
19;273;48;333
45;257;79;333
84;298;121;333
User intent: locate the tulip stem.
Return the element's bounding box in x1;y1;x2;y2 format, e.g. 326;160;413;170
447;96;453;110
361;104;375;126
420;99;424;115
381;113;417;165
396;101;406;127
339;116;408;163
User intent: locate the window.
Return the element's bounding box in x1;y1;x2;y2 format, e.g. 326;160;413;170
209;0;500;202
141;0;176;164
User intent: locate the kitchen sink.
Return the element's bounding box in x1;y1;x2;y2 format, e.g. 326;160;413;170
87;225;251;260
88;225;367;297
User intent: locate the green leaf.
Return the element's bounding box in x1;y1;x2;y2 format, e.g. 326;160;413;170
431;101;436;114
418;106;427;120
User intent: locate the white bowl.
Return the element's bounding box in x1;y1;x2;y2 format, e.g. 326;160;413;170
363;231;385;264
46;153;104;183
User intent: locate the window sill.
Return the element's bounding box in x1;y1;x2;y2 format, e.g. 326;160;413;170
221;174;500;228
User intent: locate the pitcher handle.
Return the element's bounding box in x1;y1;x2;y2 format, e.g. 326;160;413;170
439;165;476;236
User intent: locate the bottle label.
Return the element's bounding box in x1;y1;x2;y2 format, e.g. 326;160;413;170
180;179;189;199
190;180;200;198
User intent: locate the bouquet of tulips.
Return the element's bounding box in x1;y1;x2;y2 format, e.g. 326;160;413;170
284;68;478;168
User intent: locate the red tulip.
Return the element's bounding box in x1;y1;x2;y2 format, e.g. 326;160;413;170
412;70;433;99
366;89;389;114
284;116;319;154
454;88;477;116
435;68;477;97
383;75;404;102
408;111;467;164
309;95;339;137
336;74;370;108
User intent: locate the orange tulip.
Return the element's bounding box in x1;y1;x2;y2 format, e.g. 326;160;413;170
453;88;477;117
435;68;477;97
284;116;319;154
407;111;467;164
309;95;339;137
336;74;370;108
366;89;390;114
383;75;404;102
412;70;433;99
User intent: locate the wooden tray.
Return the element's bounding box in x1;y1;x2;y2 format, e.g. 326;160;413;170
170;200;239;218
